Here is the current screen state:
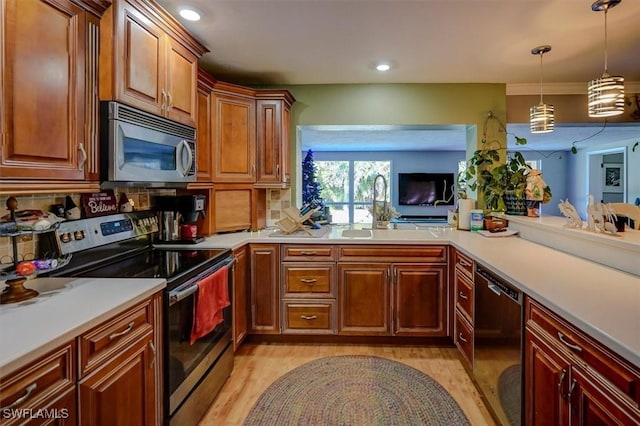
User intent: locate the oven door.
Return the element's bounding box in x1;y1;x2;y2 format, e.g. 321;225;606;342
166;257;234;418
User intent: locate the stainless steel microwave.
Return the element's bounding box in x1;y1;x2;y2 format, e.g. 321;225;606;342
100;101;196;187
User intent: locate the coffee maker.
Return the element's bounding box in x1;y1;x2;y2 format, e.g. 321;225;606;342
155;194;206;243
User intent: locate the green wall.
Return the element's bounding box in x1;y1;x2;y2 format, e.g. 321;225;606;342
269;83;507;200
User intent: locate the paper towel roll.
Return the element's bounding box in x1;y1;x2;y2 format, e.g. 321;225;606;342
458;199;475;230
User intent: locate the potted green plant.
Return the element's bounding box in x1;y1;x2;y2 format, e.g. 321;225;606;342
460;136;551;213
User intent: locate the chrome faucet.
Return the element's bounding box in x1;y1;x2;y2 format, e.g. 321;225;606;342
372;174;388;229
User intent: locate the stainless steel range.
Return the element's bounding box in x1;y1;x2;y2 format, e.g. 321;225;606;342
42;211;234;425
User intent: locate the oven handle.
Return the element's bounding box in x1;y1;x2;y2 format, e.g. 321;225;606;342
168;256;235;306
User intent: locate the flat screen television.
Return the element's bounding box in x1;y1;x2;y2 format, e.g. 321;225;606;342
398;173;455;206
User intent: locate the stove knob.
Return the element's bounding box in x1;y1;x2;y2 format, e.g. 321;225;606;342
60;232;71;243
74;230;84;240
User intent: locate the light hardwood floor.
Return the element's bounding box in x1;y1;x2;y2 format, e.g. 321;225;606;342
199;342;497;425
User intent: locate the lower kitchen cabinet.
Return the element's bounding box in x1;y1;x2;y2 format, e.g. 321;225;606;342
524;297;640;425
249;244;280;334
393;264;447;336
0;292;162;425
78;332;157;426
281;300;336;334
0;342;76;425
337;263;390;336
78;292;161;425
233;246;248;351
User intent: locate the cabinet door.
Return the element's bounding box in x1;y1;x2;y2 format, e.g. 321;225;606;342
570;366;640;426
393;264;446;336
337;263;389;336
116;0;164;116
196;73;214;182
1;0;86;180
255;99;282;185
525;328;570;426
165;37;197;126
78;333;157;426
211;93;256;182
249;244;279;333
233;246;248;350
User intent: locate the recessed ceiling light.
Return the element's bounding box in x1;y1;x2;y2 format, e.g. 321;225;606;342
376;63;391;72
179;7;201;21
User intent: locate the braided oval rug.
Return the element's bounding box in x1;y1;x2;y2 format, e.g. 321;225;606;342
243;355;470;425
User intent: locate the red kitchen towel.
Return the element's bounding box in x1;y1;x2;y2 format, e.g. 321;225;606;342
190;266;230;345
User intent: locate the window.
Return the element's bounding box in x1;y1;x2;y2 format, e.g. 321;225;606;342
316;160;391;224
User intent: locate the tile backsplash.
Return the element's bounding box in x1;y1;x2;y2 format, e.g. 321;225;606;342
266;188;291;227
0;188;175;268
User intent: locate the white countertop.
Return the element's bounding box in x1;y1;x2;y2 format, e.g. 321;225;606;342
0;277;165;376
163;224;640;368
2;223;638;377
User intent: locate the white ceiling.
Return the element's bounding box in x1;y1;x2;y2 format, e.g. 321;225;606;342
156;0;640;151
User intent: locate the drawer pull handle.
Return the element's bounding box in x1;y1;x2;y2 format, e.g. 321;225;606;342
458;259;471;267
148;341;156;369
2;383;37;410
301;315;317;320
300;251;317;255
558;332;582;352
558;369;566;397
300;278;317;285
458;333;467;343
110;322;135;340
458;292;468;300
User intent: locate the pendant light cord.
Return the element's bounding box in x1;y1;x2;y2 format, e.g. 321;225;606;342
539;52;544;104
603;7;609;74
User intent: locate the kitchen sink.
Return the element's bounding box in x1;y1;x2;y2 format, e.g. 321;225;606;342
341;229;372;238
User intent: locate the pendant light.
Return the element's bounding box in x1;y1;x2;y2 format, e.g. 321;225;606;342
530;45;554;133
588;0;624;117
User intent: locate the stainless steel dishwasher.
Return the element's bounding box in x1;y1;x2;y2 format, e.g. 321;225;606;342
474;264;523;426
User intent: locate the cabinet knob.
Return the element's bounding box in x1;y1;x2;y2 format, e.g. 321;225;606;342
300;278;317;285
458;291;468;300
300;315;317;320
109;321;135;340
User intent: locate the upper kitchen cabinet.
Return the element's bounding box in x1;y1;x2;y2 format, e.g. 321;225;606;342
0;0;107;187
195;69;216;183
254;90;295;188
211;81;256;183
99;0;207;127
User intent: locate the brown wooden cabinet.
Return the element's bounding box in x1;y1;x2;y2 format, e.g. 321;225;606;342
254;90;295;188
524;297;640;425
452;248;475;369
0;342;76;425
100;0;206;127
0;0;106;186
249;244;280;334
338;262;390;336
393;264;447;336
280;244;337;334
78;292;162;426
337;245;448;337
232;246;248;351
211;82;256;183
195;70;216;183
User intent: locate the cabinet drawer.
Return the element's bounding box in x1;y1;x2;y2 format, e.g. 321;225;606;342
282;263;334;297
282;301;335;334
454;249;474;279
455;270;474;324
526;297;640;405
281;245;335;261
0;342;75;418
78;298;154;377
337;245;447;263
455;311;474;369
